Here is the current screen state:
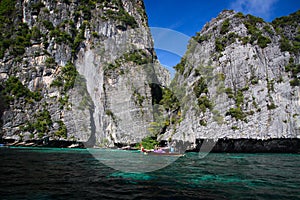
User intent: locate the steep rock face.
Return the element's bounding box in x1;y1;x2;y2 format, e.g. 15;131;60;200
2;2;299;149
0;0;168;146
163;10;300;143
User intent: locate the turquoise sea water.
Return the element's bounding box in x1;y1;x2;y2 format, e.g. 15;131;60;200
0;147;300;200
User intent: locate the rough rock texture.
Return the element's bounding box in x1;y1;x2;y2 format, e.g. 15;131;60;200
163;10;300;145
0;0;168;147
193;138;300;153
1;2;299;150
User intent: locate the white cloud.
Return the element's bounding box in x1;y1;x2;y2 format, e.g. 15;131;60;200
230;0;278;20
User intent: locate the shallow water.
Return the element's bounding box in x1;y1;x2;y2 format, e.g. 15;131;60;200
0;147;300;200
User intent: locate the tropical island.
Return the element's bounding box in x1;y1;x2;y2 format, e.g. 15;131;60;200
0;0;300;153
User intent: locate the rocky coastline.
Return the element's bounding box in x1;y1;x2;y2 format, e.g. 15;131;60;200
0;2;299;149
1;137;299;153
0;138;85;149
194;138;300;153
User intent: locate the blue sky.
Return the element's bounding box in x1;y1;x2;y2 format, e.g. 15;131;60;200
143;0;300;77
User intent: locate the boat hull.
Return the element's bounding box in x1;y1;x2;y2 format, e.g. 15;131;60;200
148;152;184;157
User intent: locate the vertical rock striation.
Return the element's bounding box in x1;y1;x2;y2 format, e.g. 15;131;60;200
0;0;168;146
164;10;300;144
1;2;299;149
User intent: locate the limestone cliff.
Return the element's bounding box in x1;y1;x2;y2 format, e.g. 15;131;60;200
0;0;168;147
1;2;300;149
160;10;300;144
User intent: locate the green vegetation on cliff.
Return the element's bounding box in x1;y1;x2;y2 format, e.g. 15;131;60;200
220;19;230;34
285;58;300;86
51;61;78;92
136;136;159;150
54;120;67;139
225;88;247;121
242;15;271;48
272;10;300;54
21;109;53;138
272;10;300;28
160;87;180;112
192;33;210;44
148;85;182;137
104;49;152;76
193;77;213;113
174;57;186;75
102;0;138;28
1;76;42;104
211;13;272;52
0;0;138;59
0;0;16;58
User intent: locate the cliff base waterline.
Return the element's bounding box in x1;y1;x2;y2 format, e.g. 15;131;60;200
0;138;85;148
1;138;300;153
193;138;300;153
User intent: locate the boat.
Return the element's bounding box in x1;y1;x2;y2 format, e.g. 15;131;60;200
148;151;185;157
145;148;185;156
139;145;185;156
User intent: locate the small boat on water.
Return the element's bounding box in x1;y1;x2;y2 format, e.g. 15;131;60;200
148;151;185;157
141;147;185;157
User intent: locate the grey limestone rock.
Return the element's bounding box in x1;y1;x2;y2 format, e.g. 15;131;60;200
165;10;300;143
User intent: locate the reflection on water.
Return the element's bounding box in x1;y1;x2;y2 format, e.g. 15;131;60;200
0;147;300;200
88;148;180;172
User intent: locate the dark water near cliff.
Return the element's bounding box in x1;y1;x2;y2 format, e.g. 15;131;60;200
0;147;300;200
